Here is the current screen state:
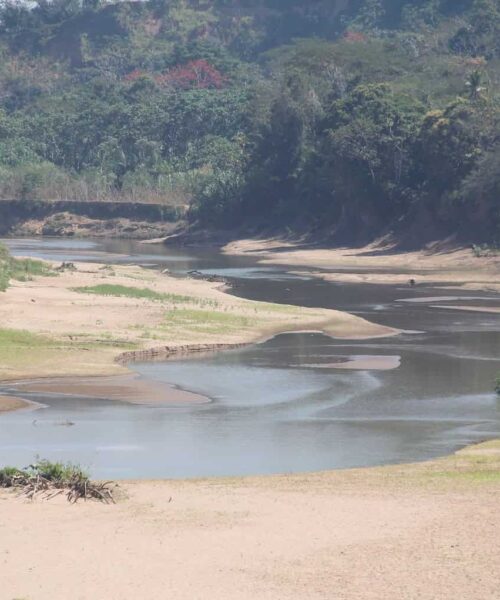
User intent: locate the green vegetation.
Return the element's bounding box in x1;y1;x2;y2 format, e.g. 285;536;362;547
0;327;50;349
0;1;499;242
74;283;193;304
0;243;54;291
0;460;116;503
163;308;251;333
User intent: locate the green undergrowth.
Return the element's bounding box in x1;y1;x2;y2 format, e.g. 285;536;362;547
0;243;55;291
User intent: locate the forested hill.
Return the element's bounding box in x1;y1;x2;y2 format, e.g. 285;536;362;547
1;1;499;244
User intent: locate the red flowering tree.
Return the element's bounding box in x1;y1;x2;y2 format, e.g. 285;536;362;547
123;69;147;82
156;60;226;90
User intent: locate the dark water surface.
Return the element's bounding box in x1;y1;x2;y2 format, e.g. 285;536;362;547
1;237;499;479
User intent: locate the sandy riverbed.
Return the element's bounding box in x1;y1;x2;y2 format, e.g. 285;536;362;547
1;441;498;600
0;259;397;407
224;239;500;291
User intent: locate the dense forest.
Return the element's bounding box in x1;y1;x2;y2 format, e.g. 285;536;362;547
0;0;499;243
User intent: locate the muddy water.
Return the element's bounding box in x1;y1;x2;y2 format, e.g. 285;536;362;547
1;237;499;479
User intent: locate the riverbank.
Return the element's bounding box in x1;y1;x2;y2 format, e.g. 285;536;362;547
224;239;500;291
1;440;498;599
0;258;397;406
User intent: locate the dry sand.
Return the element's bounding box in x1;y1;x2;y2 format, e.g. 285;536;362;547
224;239;500;291
0;441;498;600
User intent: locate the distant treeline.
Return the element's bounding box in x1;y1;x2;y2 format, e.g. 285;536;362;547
0;0;499;242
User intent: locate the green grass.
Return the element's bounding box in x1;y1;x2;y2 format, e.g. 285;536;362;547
0;243;55;291
0;327;50;348
73;284;194;304
0;460;88;487
429;470;500;483
162;308;252;334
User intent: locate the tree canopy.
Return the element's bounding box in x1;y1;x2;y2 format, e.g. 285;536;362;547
0;0;499;242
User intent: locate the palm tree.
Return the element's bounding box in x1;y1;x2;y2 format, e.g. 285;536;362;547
466;70;484;101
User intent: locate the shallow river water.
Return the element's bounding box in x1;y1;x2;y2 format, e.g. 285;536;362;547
1;237;499;479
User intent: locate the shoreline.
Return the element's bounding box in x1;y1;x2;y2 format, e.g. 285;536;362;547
1;440;498;599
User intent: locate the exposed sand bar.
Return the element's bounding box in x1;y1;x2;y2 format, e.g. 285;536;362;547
224;239;500;291
0;259;398;399
432;304;500;314
9;374;209;406
0;395;32;413
1;441;498;600
306;354;402;370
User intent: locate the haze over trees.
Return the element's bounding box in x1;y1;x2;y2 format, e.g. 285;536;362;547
0;0;499;242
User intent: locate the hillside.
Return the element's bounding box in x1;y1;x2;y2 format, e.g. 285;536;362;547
0;0;499;244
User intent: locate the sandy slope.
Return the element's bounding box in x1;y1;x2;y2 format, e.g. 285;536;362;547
224;239;500;290
1;442;499;600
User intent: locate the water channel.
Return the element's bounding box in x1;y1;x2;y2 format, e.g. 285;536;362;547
1;237;499;479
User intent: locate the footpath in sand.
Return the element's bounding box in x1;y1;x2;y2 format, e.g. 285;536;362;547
0;258;397;407
1;441;499;600
225;238;500;292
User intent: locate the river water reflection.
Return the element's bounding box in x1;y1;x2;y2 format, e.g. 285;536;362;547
1;237;499;479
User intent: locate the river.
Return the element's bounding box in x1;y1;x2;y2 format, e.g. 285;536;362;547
1;237;499;479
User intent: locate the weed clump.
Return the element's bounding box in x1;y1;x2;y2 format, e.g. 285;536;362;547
0;460;116;503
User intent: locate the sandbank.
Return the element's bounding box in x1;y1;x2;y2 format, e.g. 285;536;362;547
0;259;398;406
0;395;31;413
1;440;498;600
8;374;208;406
224;239;500;291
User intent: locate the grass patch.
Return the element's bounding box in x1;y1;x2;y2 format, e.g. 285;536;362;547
0;327;50;348
0;460;116;503
162;308;252;334
429;470;500;483
0;243;55;291
73;284;194;304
